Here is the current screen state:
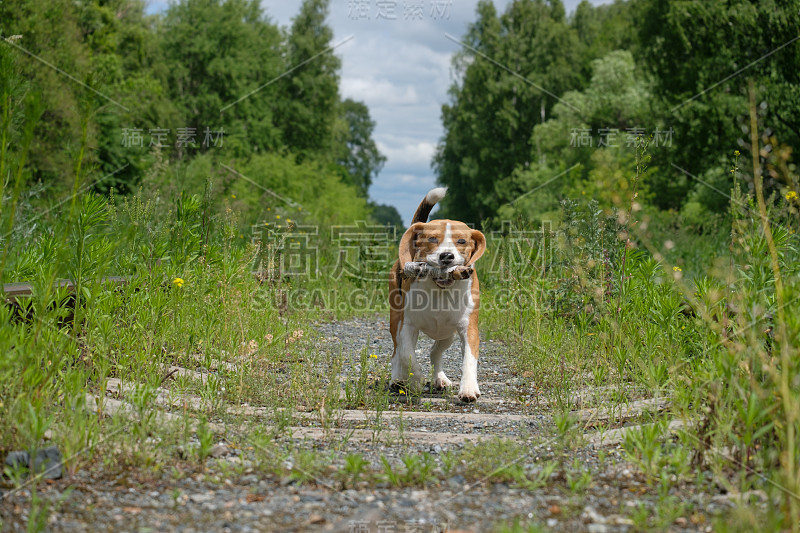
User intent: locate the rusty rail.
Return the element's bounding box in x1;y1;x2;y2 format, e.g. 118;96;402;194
3;276;129;304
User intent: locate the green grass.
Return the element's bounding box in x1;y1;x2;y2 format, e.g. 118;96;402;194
478;138;800;528
1;132;799;531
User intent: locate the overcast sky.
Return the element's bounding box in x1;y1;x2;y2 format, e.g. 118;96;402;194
148;0;610;223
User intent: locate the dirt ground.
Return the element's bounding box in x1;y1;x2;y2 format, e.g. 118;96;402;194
1;317;737;532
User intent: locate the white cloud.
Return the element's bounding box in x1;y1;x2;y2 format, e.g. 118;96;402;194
376;140;436;170
399;174;420;184
341;77;419;106
371;172;439;224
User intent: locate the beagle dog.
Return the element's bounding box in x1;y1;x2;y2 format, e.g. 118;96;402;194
389;188;487;402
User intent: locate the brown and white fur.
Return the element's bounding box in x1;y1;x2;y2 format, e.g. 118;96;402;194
389;188;487;402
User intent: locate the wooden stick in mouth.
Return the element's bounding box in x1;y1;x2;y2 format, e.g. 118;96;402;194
403;262;474;280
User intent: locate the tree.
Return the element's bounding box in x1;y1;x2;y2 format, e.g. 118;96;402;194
434;0;582;225
496;49;651;223
275;0;340;156
77;0;178;193
160;0;283;158
0;0;91;191
335;99;386;197
571;0;641;81
638;0;800;209
369;202;403;229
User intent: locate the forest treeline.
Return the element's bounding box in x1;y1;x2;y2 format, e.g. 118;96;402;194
435;0;800;229
0;0;398;230
1;0;799;234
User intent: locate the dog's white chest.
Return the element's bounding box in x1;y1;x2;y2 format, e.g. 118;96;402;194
405;277;474;340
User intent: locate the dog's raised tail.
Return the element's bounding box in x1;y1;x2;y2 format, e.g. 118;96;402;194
411;187;447;224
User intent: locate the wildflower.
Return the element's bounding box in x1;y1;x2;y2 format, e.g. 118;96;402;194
399;390;406;395
276;215;281;219
734;150;740;156
287;219;292;224
288;329;304;343
173;277;185;288
786;191;798;201
672;266;682;272
240;339;259;355
369;354;378;359
231;194;236;199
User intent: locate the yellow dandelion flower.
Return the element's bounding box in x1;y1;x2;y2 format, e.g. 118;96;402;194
173;277;185;288
370;354;378;359
734;150;740;156
399;390;406;395
276;215;281;219
673;266;682;272
231;194;236;199
786;191;798;201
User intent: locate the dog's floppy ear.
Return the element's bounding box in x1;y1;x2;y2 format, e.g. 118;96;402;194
465;229;486;266
399;222;424;266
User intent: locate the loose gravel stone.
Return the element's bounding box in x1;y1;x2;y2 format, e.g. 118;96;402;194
3;446;63;480
0;317;734;532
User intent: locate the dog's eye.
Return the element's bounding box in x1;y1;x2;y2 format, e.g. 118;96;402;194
456;239;467;244
427;237;439;243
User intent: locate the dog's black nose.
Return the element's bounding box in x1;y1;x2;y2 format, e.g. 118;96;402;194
439;252;454;264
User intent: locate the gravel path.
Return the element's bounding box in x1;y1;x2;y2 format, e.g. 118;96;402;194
0;317;735;532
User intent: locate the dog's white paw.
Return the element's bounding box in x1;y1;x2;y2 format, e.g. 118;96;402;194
458;381;481;402
433;373;452;390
